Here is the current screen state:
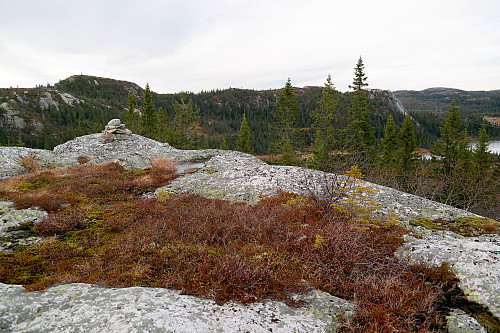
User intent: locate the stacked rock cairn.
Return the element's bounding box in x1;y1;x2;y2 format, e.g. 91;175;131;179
97;119;133;143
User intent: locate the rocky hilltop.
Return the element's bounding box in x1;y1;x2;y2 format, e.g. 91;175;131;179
0;133;498;332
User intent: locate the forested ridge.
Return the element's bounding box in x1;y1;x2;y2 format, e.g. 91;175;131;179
1;61;499;218
1;74;499;153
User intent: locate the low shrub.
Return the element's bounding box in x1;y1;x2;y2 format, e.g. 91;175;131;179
77;156;92;165
149;157;178;174
19;155;39;173
0;163;462;331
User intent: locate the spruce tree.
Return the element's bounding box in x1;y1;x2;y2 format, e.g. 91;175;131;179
431;100;474;207
236;112;252;154
220;136;228;150
474;122;492;174
281;140;296;166
139;84;157;139
344;57;375;154
74;120;85;137
396;114;417;173
431;100;468;176
170;94;200;149
156;107;168;142
310;74;339;170
123;91;137;133
269;78;299;165
381;115;397;167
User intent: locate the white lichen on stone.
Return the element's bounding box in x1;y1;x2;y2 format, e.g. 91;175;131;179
39;92;59;110
446;309;486;333
0;201;46;252
0;283;352;333
395;227;500;318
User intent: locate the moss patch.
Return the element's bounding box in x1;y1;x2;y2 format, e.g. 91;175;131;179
410;216;499;237
409;218;441;231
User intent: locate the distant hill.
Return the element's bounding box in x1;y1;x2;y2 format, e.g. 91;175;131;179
394;88;500;115
0;75;413;153
1;75;498;153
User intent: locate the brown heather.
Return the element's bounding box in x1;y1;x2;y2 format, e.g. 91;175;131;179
77;155;92;165
19;155;39;173
0;161;457;332
482;220;499;233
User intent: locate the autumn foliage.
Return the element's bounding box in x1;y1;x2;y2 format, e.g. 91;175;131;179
0;161;459;332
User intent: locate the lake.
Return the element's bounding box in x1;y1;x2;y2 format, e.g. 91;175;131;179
421;140;500;160
469;140;500;155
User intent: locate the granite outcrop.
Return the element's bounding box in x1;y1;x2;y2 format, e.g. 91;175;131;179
0;133;497;332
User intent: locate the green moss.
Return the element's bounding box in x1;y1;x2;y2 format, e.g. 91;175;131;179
14;180;47;191
456;301;500;333
0;251;47;285
435;217;499;237
86;207;111;221
410;216;499;237
10;221;36;232
125;168;151;178
409;218;441;231
474;312;500;333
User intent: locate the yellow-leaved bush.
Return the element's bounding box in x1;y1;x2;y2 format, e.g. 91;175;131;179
331;165;397;228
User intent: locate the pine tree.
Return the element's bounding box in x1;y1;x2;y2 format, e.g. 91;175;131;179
396;114;417;173
269;78;299;165
344;57;375;153
123;91;138;133
310;74;339;170
139;84;157;139
236;112;252;154
381;115;397;167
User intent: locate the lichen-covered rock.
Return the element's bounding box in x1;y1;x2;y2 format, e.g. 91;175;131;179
446;309;487;333
156;148;479;224
0;134;496;332
0;283;352;333
0;201;46;253
395;227;500;318
0;134;482;223
0;147;56;179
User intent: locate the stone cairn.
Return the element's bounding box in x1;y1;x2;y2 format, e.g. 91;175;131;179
97;119;132;143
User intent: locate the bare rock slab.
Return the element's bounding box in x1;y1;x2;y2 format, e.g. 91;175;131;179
395;228;500;318
0;283;352;333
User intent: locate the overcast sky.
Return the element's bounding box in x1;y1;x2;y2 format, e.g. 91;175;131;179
1;0;499;93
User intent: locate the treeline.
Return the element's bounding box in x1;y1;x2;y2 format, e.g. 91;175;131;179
128;57;498;218
5;73;496;154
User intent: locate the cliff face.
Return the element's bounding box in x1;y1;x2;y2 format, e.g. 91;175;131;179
0;134;498;331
